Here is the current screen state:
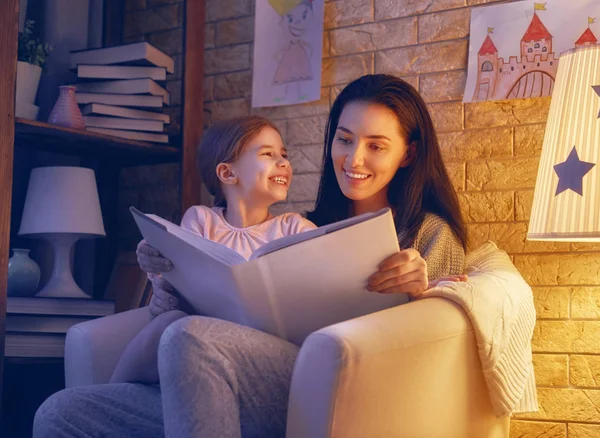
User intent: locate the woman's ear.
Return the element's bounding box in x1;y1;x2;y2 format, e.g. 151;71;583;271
400;142;417;168
216;163;237;185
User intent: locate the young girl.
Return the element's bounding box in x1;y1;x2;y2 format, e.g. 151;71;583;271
109;115;316;384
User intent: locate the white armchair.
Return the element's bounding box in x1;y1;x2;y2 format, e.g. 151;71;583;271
65;297;510;438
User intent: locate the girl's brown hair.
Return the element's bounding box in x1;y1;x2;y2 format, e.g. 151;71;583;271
198;115;281;207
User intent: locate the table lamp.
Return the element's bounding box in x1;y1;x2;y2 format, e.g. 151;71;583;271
19;166;106;298
528;45;600;242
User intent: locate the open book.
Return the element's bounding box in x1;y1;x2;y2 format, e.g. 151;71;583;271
131;207;409;345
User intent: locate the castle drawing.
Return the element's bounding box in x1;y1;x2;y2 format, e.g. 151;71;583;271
473;12;599;101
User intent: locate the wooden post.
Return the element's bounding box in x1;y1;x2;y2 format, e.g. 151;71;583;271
181;0;205;213
103;0;124;47
0;0;19;419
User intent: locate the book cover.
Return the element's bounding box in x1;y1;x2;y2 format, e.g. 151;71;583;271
6;315;95;334
4;333;65;358
77;64;167;81
70;42;174;73
7;296;115;317
87;127;169;144
131;207;408;345
81;103;170;123
84;116;164;132
75;92;164;108
74;79;170;105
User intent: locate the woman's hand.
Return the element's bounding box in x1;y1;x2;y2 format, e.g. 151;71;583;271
137;239;173;275
427;274;468;288
149;276;180;316
367;248;428;298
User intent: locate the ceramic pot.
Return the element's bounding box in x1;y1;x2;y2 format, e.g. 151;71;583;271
8;248;41;297
16;61;42;106
48;85;85;129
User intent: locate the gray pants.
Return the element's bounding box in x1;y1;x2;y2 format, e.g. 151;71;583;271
33;316;300;438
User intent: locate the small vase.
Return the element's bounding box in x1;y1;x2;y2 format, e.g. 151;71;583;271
48;85;86;129
8;249;41;297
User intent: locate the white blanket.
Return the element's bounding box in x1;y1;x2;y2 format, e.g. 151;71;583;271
421;241;539;418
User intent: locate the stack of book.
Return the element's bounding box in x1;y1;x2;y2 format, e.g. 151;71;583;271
5;297;115;358
69;42;175;144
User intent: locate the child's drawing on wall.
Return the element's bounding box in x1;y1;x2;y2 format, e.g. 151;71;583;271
272;0;314;102
252;0;324;108
464;0;600;103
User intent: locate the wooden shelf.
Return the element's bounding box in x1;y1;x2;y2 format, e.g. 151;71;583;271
14;119;180;165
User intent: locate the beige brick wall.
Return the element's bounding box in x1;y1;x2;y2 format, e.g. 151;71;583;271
205;0;600;434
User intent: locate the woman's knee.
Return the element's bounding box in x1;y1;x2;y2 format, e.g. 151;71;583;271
159;315;236;350
33;388;85;437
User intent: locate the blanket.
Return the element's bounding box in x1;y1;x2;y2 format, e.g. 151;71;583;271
421;241;539;417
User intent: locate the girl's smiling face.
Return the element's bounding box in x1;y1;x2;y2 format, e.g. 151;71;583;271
227;126;292;206
281;3;310;39
331;101;415;212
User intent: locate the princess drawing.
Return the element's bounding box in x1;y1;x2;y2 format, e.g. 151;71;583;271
269;0;314;102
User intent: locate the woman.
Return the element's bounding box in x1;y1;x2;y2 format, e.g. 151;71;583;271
33;74;467;438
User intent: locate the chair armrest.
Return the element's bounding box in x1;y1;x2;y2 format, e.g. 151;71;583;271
65;307;153;388
286;297;510;438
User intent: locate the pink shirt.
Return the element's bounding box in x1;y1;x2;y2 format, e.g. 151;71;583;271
180;205;317;260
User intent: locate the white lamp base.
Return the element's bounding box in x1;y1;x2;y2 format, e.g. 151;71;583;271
35;234;90;299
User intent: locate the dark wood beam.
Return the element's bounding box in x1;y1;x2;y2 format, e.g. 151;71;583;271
103;0;124;47
181;0;205;212
0;0;19;423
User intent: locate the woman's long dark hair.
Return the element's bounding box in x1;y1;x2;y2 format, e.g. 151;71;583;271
306;74;467;250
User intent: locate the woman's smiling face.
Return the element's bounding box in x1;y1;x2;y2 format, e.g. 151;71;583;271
331;101;414;211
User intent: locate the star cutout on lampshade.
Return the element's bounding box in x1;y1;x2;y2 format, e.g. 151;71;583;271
594;85;600;118
553;146;595;196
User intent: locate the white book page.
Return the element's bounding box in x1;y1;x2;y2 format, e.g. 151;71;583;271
251;208;389;259
131;208;249;320
135;210;246;266
253;209;407;345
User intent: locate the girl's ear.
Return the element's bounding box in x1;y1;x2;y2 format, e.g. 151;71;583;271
216;163;237;185
400;142;417;168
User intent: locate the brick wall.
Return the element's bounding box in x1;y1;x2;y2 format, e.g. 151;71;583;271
206;0;600;435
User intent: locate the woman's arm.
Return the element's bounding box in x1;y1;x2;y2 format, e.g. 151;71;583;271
411;214;465;281
366;215;465;297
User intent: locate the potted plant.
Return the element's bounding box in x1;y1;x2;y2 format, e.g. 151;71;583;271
16;20;51;120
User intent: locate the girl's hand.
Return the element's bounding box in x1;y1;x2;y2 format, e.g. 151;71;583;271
137;239;173;275
367;248;428;298
149;276;180;316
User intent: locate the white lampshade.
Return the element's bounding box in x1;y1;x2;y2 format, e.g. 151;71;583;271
19;166;105;236
528;45;600;242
